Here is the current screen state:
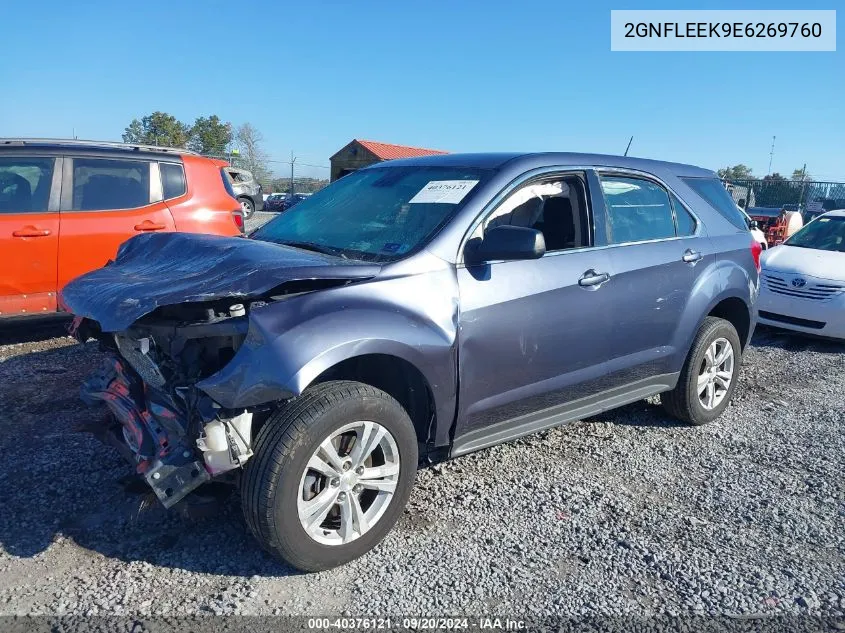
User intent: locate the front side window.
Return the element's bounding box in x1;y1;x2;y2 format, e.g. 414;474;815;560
160;162;187;199
481;174;590;251
72;158;150;211
600;175;675;244
0;157;54;213
252;165;492;262
786;215;845;252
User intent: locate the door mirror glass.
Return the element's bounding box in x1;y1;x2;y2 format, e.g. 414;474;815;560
467;225;546;263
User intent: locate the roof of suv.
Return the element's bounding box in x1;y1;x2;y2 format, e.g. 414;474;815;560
0;138;198;160
369;152;715;178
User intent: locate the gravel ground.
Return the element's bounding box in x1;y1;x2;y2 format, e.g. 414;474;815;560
0;320;843;625
246;210;277;234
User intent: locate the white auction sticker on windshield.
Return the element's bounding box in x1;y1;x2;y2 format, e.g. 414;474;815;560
409;180;479;204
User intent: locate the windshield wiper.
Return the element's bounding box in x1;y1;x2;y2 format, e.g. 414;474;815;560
277;240;348;259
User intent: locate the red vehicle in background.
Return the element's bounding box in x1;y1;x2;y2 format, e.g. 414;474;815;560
747;206;804;247
0;138;244;318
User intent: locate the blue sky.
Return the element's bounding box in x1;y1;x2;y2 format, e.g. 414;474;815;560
1;0;842;180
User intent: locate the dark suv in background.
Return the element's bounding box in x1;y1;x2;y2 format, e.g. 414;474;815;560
63;152;760;572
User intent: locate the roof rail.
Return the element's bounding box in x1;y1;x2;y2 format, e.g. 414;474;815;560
0;138;199;155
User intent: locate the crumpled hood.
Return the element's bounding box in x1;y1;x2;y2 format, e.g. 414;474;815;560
60;232;380;332
761;244;845;282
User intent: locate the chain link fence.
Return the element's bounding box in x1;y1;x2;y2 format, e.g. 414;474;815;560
725;178;845;222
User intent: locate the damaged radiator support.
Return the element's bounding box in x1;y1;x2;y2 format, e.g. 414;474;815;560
80;355;253;509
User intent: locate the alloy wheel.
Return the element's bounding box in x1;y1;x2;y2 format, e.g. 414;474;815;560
297;421;400;546
697;337;735;410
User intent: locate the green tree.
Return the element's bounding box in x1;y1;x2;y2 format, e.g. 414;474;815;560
717;164;754;181
791;167;811;181
189;115;232;155
763;172;786;181
122;112;190;147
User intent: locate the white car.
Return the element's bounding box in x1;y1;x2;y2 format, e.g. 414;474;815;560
740;208;768;250
758;210;845;340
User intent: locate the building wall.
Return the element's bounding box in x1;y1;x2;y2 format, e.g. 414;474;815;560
330;143;381;181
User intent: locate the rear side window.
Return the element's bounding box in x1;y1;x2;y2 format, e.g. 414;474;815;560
72;158;150;211
600;175;675;244
220;169;238;200
160;162;186;199
671;194;697;236
682;177;747;230
0;157;54;213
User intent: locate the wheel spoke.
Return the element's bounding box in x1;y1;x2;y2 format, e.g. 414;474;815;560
697;371;710;395
317;438;346;473
350;422;386;467
714;344;733;367
714;372;732;390
705;382;716;409
339;492;369;540
360;463;400;480
704;345;716;369
306;453;340;478
300;487;337;531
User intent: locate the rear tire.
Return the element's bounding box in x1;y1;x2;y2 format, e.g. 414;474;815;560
662;316;742;426
240;381;418;572
239;196;255;219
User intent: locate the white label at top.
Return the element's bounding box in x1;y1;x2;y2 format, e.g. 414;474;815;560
409;180;479;204
611;10;836;52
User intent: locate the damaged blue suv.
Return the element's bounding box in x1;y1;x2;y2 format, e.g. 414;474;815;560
62;153;760;571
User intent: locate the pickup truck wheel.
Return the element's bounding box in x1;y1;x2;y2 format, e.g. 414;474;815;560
661;316;742;426
240;381;418;572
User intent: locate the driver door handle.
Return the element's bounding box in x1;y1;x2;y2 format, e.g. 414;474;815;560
682;249;703;263
12;226;52;238
134;221;167;231
578;269;611;287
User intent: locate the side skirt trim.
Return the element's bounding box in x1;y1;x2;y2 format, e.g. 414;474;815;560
450;372;679;457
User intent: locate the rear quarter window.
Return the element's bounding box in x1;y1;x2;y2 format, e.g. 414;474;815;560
682;177;747;230
160;162;186;199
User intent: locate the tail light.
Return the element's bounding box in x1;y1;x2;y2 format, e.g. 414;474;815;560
750;238;762;273
232;210;245;234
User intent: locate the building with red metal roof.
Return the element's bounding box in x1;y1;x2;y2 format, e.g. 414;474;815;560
330;139;447;181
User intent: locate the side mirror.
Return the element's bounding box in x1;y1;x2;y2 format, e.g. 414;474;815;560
750;220;760;230
466;225;546;264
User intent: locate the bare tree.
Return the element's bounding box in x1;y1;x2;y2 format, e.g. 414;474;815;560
234;123;269;180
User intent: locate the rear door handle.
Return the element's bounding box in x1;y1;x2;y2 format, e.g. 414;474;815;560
578;269;611;287
682;249;703;263
12;226;52;237
134;221;167;231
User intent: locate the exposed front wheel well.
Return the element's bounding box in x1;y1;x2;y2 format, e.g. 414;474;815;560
708;298;751;350
312;354;435;448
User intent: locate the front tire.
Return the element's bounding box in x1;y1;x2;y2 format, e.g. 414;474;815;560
241;381;418;572
662;316;742;426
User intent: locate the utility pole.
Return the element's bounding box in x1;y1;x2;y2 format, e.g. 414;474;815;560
624;136;633;157
767;136;776;175
290;151;296;195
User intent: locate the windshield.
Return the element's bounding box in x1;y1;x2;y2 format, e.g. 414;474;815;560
785;215;845;252
251;165;492;261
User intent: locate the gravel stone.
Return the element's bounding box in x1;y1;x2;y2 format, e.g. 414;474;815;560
0;322;843;622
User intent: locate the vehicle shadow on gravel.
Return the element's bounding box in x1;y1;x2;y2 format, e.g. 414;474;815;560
0;315;73;345
0;341;299;579
750;324;845;354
